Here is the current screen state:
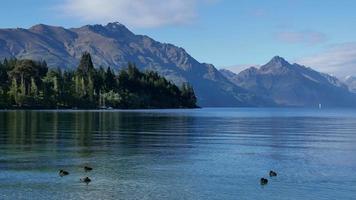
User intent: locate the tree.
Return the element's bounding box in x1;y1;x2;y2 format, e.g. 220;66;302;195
93;66;105;95
0;62;10;107
9;59;48;96
59;70;76;107
88;76;94;101
75;52;96;103
77;52;94;76
30;78;38;96
8;78;18;105
127;62;140;80
0;62;9;89
104;67;116;92
181;83;197;108
118;70;129;90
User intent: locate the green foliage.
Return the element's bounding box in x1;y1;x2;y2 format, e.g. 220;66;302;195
0;53;198;109
77;52;94;76
181;83;197;107
104;67;116;92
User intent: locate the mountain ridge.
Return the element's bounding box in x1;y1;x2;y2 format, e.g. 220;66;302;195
220;56;356;107
0;22;269;107
2;23;354;107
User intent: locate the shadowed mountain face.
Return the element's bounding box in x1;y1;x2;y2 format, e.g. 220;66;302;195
0;22;270;107
221;56;356;107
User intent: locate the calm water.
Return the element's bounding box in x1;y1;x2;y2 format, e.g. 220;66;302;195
1;108;356;200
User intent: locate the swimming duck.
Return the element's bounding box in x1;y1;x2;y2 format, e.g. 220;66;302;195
84;166;93;172
80;177;91;185
269;170;277;177
59;170;69;177
260;178;268;185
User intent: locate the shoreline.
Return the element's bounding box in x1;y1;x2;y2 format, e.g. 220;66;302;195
0;106;201;111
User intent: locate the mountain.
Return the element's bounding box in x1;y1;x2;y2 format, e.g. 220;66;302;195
344;76;356;93
0;22;268;107
221;56;356;107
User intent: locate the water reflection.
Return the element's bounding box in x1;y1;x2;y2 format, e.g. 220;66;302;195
0;111;201;156
0;109;356;200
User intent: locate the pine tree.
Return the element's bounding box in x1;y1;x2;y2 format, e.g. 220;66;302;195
20;75;26;96
9;78;18;105
77;52;94;76
75;76;81;96
30;78;38;96
88;76;94;101
104;67;116;91
181;83;197;108
81;77;86;96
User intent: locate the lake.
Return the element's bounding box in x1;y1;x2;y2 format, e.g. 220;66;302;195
1;108;356;200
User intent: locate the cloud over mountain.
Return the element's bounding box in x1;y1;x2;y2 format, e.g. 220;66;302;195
298;42;356;77
58;0;214;28
276;30;327;45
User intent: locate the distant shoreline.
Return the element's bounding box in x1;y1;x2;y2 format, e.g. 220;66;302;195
0;106;201;111
0;54;198;110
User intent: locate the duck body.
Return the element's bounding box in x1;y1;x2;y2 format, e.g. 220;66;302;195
84;166;93;172
80;177;92;185
260;178;268;185
269;170;277;177
59;170;69;177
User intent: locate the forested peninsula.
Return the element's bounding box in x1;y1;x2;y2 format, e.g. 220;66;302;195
0;53;198;109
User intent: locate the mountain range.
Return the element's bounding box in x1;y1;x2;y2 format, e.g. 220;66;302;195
0;22;355;107
0;22;269;107
220;56;356;107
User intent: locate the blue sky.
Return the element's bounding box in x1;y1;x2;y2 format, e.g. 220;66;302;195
1;0;356;76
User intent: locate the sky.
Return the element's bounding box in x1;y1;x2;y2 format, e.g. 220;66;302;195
1;0;356;77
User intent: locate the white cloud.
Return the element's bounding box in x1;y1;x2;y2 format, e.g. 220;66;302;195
57;0;214;28
276;30;327;45
297;42;356;77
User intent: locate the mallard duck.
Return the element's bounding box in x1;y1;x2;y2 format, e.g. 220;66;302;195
84;166;93;172
80;177;91;185
260;178;268;185
269;170;277;177
59;170;69;177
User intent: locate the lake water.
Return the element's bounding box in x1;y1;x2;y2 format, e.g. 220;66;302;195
1;108;356;200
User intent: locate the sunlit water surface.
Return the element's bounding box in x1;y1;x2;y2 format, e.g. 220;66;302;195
1;108;356;200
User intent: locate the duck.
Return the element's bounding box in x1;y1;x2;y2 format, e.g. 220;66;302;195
269;170;277;177
260;178;268;185
59;170;69;177
80;177;92;185
84;166;93;172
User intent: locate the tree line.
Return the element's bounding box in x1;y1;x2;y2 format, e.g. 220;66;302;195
0;53;197;109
